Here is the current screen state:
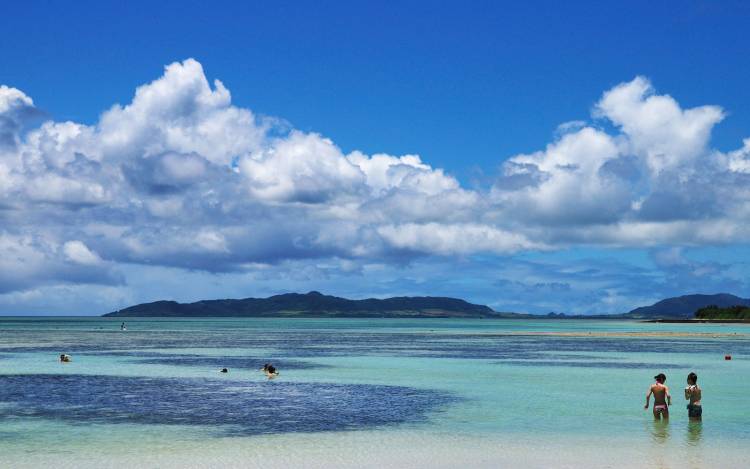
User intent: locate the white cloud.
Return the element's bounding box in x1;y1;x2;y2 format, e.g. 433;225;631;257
1;62;750;301
491;76;750;246
347;152;459;195
377;223;544;255
594;76;724;174
97;59;266;165
725;138;750;173
0;84;36;152
0;233;120;294
63;240;102;265
0;85;33;113
239;131;365;203
25;173;109;204
494;127;630;225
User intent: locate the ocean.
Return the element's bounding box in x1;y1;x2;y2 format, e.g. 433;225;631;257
1;317;748;468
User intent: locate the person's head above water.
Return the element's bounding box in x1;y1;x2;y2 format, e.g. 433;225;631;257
654;373;666;384
687;372;697;385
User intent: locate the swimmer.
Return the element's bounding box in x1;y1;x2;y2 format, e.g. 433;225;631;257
120;322;127;331
220;368;228;373
59;354;71;363
261;363;279;379
684;372;702;421
645;373;671;419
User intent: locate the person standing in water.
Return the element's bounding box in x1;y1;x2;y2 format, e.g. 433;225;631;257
645;373;671;419
684;372;702;420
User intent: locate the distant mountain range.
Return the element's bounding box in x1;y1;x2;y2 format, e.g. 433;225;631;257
622;293;750;319
103;291;750;320
104;291;509;318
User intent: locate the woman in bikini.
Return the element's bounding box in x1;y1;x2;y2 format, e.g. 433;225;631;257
645;373;671;419
684;372;702;420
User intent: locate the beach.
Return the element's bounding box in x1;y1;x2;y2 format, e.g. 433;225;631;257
1;317;749;468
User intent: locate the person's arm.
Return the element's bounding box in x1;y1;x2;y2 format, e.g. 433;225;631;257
666;386;671;406
645;387;652;409
685;385;692;400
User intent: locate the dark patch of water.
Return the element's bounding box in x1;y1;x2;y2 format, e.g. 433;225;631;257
0;374;454;436
498;360;689;369
131;356;324;370
3;330;748;362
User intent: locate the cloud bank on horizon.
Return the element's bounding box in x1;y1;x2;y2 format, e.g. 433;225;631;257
1;59;749;313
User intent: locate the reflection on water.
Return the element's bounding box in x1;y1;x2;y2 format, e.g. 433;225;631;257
649;419;671;444
646;419;671;469
644;418;705;469
684;421;705;469
686;420;702;446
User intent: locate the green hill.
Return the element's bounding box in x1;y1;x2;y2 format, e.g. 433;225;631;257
623;293;750;319
104;291;503;318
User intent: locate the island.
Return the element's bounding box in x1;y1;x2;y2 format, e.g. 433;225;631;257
695;305;750;321
104;291;750;321
622;293;750;320
104;291;529;318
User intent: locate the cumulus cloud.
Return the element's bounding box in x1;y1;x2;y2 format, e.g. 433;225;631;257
63;240;102;265
724;138;750;173
595;76;724;174
0;85;37;150
492;76;750;246
377;223;543;255
493;127;630;225
240;131;365;203
97;59;266;165
0;233;121;294
1;60;749;300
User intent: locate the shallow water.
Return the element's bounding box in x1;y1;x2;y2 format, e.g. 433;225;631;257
1;317;748;468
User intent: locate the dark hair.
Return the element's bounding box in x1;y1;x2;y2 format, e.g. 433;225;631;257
654;373;666;383
267;365;276;373
687;372;697;384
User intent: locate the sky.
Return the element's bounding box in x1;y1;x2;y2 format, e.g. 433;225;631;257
1;1;750;315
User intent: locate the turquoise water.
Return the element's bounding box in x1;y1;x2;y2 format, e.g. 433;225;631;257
1;317;749;468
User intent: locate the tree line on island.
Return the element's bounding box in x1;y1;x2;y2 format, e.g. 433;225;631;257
104;291;750;321
695;305;750;320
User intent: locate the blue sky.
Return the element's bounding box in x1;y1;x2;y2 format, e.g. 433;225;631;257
1;1;750;314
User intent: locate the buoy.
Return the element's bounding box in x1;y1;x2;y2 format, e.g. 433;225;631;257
725;355;732;360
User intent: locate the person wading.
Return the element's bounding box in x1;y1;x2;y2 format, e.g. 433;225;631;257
645;373;671;420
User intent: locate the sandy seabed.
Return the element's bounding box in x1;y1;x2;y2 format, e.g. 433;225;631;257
5;430;749;469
